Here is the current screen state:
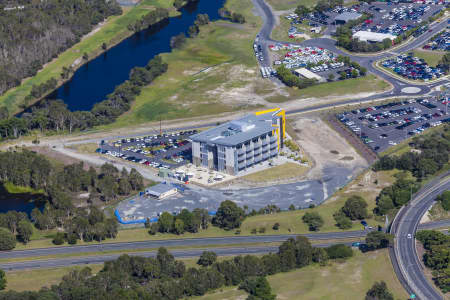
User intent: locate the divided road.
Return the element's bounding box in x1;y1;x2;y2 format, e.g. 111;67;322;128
0;220;446;271
390;173;450;300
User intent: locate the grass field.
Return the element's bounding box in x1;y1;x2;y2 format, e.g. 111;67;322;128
241;162;309;183
193;249;408;300
0;0;178;115
266;0;318;10
104;0;262;129
265;74;390;103
413;49;446;67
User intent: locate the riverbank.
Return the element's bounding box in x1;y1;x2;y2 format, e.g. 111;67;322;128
0;0;180;115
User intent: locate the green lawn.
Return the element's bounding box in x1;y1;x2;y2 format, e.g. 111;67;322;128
265;74;390;103
412;49;445;67
0;1;178;115
266;0;318;10
241;162;309;183
102;0;262;129
194;250;408;300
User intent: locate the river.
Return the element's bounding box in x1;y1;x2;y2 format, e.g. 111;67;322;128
47;0;226;111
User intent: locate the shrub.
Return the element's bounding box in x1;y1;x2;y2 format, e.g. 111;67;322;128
272;223;280;230
325;244;353;259
52;232;65;245
0;228;16;250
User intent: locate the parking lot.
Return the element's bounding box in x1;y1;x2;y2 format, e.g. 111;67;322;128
338;98;450;153
382;53;444;80
351;2;443;36
97;130;196;170
296;2;444;37
271;44;337;69
423;29;450;51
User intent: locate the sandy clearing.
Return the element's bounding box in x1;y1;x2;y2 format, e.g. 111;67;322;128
291;117;369;179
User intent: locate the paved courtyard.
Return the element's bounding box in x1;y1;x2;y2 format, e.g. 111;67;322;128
116;165;354;222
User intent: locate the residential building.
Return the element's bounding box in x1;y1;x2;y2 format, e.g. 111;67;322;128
190;108;286;175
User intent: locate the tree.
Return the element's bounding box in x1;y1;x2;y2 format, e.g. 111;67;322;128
157;212;174;233
52;232;65;245
239;276;276;300
342;196;368;220
295;5;310;17
437;191;450;211
312;247;329;266
174;218;185;235
170;33;187;49
365;281;394;300
212;200;245;230
333;210;353;229
288;204;296;211
366;232;393;250
0;269;6;290
231;13;246;24
302;212;324;231
325;244;353;259
328;73;335;81
339;71;347;80
0;228;16;250
197;251;217;267
17;220;33;244
101;42;107;50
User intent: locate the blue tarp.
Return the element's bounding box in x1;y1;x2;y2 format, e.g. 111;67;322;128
115;209;217;224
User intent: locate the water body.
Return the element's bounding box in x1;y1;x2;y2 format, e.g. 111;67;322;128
47;0;226;111
0;184;46;215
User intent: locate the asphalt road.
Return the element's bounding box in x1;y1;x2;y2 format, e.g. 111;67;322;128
0;219;446;271
252;0;449;98
0;241;358;271
390;173;450;300
0;230;368;260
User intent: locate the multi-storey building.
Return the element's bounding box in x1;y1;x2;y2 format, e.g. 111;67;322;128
190;108;286;175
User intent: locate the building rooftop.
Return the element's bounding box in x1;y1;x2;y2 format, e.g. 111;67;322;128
335;12;362;22
294;68;324;82
146;183;177;197
353;31;396;42
190;110;282;147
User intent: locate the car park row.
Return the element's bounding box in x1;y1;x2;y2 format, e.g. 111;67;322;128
97;130;197;170
271;45;337;69
338;98;449;153
382;54;444;81
423;29;450;51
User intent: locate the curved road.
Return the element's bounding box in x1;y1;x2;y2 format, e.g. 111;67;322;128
253;0;449;98
390;173;450;300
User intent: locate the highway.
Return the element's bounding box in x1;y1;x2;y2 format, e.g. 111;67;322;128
0;230;368;260
0;241;358;271
390;173;450;300
0;219;446;271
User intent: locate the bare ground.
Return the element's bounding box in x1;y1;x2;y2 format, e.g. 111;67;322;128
290;116;369;180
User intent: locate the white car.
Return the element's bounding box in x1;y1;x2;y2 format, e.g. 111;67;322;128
407;234;412;239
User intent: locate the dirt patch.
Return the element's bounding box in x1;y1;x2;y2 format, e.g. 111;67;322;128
205;64;288;108
29;145;93;169
291;117;369;179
